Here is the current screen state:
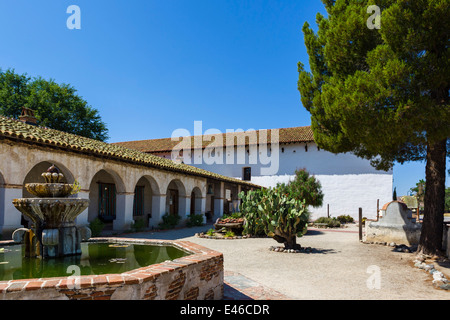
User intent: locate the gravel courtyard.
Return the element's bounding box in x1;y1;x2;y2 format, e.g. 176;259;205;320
124;224;449;300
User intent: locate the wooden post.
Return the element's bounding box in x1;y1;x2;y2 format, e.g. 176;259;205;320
417;202;420;222
376;199;379;221
359;207;363;242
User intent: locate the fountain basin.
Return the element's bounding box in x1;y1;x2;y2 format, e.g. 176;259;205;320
12;198;89;228
25;183;75;198
0;238;224;300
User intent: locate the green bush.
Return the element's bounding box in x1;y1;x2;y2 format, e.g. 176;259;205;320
224;230;235;238
131;218;146;232
158;213;181;230
222;212;243;219
276;168;324;208
336;215;354;224
89;218;105;237
314;217;341;228
187;213;204;227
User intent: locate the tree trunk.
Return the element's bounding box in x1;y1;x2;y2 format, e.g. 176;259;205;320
284;235;301;250
273;232;301;250
417;139;447;256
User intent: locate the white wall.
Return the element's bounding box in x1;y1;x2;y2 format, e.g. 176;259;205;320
170;142;393;221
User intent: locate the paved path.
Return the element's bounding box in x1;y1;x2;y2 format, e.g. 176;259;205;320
118;224;450;300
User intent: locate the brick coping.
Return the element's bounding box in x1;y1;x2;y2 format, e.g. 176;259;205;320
0;237;222;294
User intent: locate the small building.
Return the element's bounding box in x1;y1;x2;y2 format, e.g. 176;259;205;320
115;126;393;221
0;116;259;238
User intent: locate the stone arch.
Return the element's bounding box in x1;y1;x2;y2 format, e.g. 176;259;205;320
20;161;76;228
165;179;187;218
190;186;203;215
22;161;75;197
133;175;161;227
87;169;126;227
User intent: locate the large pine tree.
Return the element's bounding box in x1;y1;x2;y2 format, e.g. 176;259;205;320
298;0;449;256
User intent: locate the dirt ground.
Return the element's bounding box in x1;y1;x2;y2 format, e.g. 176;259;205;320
126;223;450;300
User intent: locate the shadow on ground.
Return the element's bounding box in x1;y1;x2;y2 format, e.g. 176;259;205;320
304;229;324;236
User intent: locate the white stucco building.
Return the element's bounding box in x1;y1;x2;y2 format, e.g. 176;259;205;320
115;125;393;220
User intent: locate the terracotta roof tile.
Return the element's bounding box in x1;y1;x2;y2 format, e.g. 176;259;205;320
0;116;261;188
113;126;314;153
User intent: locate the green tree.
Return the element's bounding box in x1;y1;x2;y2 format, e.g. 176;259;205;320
277;168;324;208
409;179;426;204
0;69;108;141
298;0;449;256
0;69;30;118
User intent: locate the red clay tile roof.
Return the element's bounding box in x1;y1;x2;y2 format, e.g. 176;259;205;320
0;116;261;188
113;126;314;153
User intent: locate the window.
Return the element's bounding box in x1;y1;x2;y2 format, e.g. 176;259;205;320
243;167;251;181
133;186;145;216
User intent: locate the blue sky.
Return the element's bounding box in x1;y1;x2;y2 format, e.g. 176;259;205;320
0;0;447;196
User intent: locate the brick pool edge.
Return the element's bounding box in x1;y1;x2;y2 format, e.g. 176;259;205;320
0;238;224;300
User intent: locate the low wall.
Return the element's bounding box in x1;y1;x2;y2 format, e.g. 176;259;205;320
364;223;422;245
0;238;223;300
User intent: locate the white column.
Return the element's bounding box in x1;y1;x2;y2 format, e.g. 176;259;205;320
0;187;24;239
180;195;188;221
197;196;205;215
113;193;134;231
150;194;166;228
200;197;207;223
183;196;191;223
214;182;224;219
232;185;242;213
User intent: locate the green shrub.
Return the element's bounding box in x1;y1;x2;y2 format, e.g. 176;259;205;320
187;213;204;227
224;230;235;238
314;217;341;228
206;228;215;236
158;213;181;230
336;215;354;224
222;212;243;220
89;218;105;237
276;168;324;208
131;218;146;232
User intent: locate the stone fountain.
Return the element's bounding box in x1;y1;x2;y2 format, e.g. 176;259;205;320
11;165;91;258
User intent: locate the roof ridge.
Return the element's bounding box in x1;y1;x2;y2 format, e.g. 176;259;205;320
112;125;313;145
0;116;261;188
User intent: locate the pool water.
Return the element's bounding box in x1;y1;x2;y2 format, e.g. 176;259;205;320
0;242;190;281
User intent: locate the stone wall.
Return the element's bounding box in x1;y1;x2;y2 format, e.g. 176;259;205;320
0;238;224;300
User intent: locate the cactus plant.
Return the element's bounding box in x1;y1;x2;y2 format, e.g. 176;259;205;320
239;187;310;249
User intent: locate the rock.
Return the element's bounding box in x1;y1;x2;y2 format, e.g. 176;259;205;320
440;283;450;290
423;264;434;271
432;271;445;281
